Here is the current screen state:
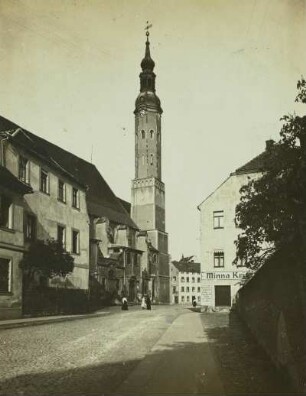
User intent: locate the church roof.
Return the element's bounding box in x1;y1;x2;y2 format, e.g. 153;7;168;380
172;261;201;274
0;115;138;229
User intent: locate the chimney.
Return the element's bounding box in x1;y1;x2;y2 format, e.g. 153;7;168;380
265;139;274;150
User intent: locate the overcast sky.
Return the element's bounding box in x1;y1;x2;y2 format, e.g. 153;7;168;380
0;0;305;260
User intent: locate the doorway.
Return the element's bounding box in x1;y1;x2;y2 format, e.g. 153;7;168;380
215;285;231;307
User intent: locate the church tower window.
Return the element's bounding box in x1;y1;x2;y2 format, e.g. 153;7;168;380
141;130;145;139
150;130;154;138
150;154;154;165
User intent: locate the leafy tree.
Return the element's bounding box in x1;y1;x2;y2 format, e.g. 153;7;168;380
234;78;306;270
20;239;74;280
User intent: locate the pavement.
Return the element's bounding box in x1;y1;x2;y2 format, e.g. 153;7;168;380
117;309;225;395
0;305;290;395
0;309;112;330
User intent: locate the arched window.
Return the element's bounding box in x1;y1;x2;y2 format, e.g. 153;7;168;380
141;130;145;139
150;154;154;165
150;130;154;138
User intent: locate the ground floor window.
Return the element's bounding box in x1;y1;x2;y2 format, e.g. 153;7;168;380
0;258;11;293
197;296;201;302
215;285;231;307
181;296;185;303
187;295;190;302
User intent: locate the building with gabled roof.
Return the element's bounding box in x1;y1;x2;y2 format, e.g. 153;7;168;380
197;141;272;309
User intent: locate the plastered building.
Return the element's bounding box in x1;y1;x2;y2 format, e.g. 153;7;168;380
198;141;272;308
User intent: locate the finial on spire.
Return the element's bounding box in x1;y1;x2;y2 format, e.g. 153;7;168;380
145;21;152;41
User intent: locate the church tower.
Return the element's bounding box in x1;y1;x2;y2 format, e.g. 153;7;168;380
131;29;169;302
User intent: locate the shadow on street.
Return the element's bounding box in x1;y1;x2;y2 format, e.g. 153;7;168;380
0;310;293;395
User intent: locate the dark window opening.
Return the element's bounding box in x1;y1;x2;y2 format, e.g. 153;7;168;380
0;195;12;228
0;258;10;293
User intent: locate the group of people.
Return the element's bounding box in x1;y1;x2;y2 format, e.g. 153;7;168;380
121;294;152;311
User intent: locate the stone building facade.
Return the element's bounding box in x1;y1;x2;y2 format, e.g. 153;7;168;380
197;141;272;309
131;31;170;303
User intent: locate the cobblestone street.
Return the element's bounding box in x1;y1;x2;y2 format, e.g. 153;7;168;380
0;305;291;395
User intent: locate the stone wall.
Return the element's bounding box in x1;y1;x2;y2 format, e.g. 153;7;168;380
236;252;306;392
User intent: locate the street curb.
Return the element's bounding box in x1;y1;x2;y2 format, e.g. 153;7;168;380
0;311;110;330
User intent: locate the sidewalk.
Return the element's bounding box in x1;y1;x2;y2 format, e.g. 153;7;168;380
116;309;225;395
0;309;113;330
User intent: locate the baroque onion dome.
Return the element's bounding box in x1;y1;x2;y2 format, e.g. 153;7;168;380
135;31;162;114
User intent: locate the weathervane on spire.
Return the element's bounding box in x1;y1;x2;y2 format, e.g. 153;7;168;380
145;21;152;39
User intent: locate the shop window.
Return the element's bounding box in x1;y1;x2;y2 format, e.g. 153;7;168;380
57;225;66;248
58;180;66;203
0;195;13;229
72;188;79;209
40;169;49;194
0;258;11;293
18;156;30;184
72;230;80;254
214;251;224;268
25;214;36;241
213;210;224;229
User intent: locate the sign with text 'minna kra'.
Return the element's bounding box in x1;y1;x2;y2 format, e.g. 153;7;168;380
201;271;245;280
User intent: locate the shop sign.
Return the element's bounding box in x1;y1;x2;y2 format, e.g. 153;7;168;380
201;271;245;280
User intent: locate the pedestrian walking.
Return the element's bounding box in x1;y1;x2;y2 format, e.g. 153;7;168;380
141;295;146;309
121;296;128;310
146;295;151;310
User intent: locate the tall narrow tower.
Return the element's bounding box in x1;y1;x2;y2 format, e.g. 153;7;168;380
131;29;169;302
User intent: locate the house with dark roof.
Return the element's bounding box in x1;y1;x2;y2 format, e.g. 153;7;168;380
197;141;272;309
0;114;162;310
0;164;32;319
170;259;201;305
0;117;91;295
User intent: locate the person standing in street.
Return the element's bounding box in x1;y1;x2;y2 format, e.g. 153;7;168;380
141;295;146;309
146;295;151;310
121;296;128;310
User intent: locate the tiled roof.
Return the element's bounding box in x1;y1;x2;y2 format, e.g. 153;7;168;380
172;261;201;273
234;150;268;175
0;165;33;194
117;197;131;215
0;115;138;229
